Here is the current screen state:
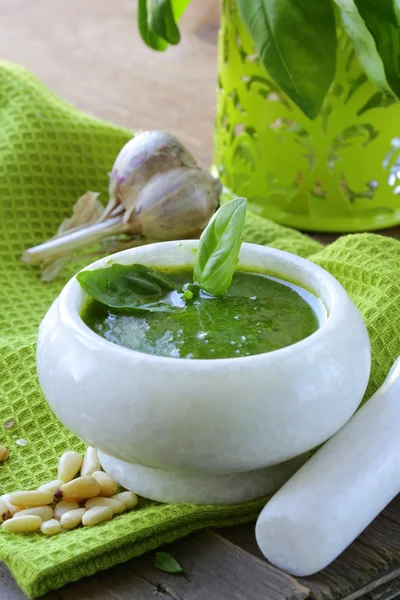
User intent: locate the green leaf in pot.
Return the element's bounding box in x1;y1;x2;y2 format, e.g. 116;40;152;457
236;0;337;119
332;0;395;98
193;197;247;297
148;0;180;45
77;263;176;310
139;0;191;50
138;0;168;51
135;0;400;118
353;0;400;98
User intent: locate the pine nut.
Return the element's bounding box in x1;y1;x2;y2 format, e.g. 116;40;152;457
82;506;113;527
91;471;118;497
15;506;53;521
0;499;9;522
0;446;8;462
85;497;125;515
58;451;83;483
1;495;21;517
81;447;101;477
111;491;138;510
41;519;61;536
2;515;41;533
9;491;53;507
54;500;80;520
60;508;86;530
55;477;100;501
38;479;65;494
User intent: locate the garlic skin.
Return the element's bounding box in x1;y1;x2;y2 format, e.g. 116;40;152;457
130;167;221;240
104;130;197;221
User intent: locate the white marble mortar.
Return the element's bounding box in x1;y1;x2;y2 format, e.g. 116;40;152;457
36;241;371;503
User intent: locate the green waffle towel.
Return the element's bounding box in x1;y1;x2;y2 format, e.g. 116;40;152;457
0;61;400;598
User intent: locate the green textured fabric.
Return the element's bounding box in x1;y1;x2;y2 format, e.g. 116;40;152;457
0;61;399;598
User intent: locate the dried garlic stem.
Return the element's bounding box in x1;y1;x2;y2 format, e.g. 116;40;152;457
22;216;130;265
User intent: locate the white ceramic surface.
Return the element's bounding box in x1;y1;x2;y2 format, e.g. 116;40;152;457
255;357;400;576
37;241;371;503
98;451;309;504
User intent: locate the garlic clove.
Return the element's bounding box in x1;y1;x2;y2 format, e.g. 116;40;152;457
104;130;198;222
129;167;221;240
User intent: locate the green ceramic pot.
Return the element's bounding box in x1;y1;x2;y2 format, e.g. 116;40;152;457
214;0;400;232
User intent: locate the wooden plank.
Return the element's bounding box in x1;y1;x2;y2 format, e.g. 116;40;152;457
0;563;43;600
219;507;400;600
361;576;400;600
1;506;393;600
55;565;164;600
342;567;400;600
220;523;392;600
141;530;309;600
0;0;219;168
219;523;265;559
0;559;168;600
0;531;310;600
378;496;400;528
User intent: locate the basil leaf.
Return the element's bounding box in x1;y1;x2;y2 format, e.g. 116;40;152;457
237;0;337;119
193;197;247;297
332;0;394;97
154;552;183;574
354;0;400;97
393;0;400;27
77;263;175;309
133;264;175;291
356;0;399;20
138;0;168;51
138;0;190;50
149;0;180;45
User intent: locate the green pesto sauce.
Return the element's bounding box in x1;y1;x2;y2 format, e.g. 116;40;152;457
81;268;320;359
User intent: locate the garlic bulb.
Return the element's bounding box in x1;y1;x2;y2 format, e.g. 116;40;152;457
128;167;221;240
22;130;221;281
103;130;197;221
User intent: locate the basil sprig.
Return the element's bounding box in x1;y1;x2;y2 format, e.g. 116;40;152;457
77;198;247;310
193;197;247;296
77;263;176;312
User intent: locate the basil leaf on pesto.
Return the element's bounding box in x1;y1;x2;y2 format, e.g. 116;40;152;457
193;197;247;296
77;263;176;311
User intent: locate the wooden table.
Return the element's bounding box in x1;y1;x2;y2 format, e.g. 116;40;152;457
1;1;400;598
0;0;218;168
